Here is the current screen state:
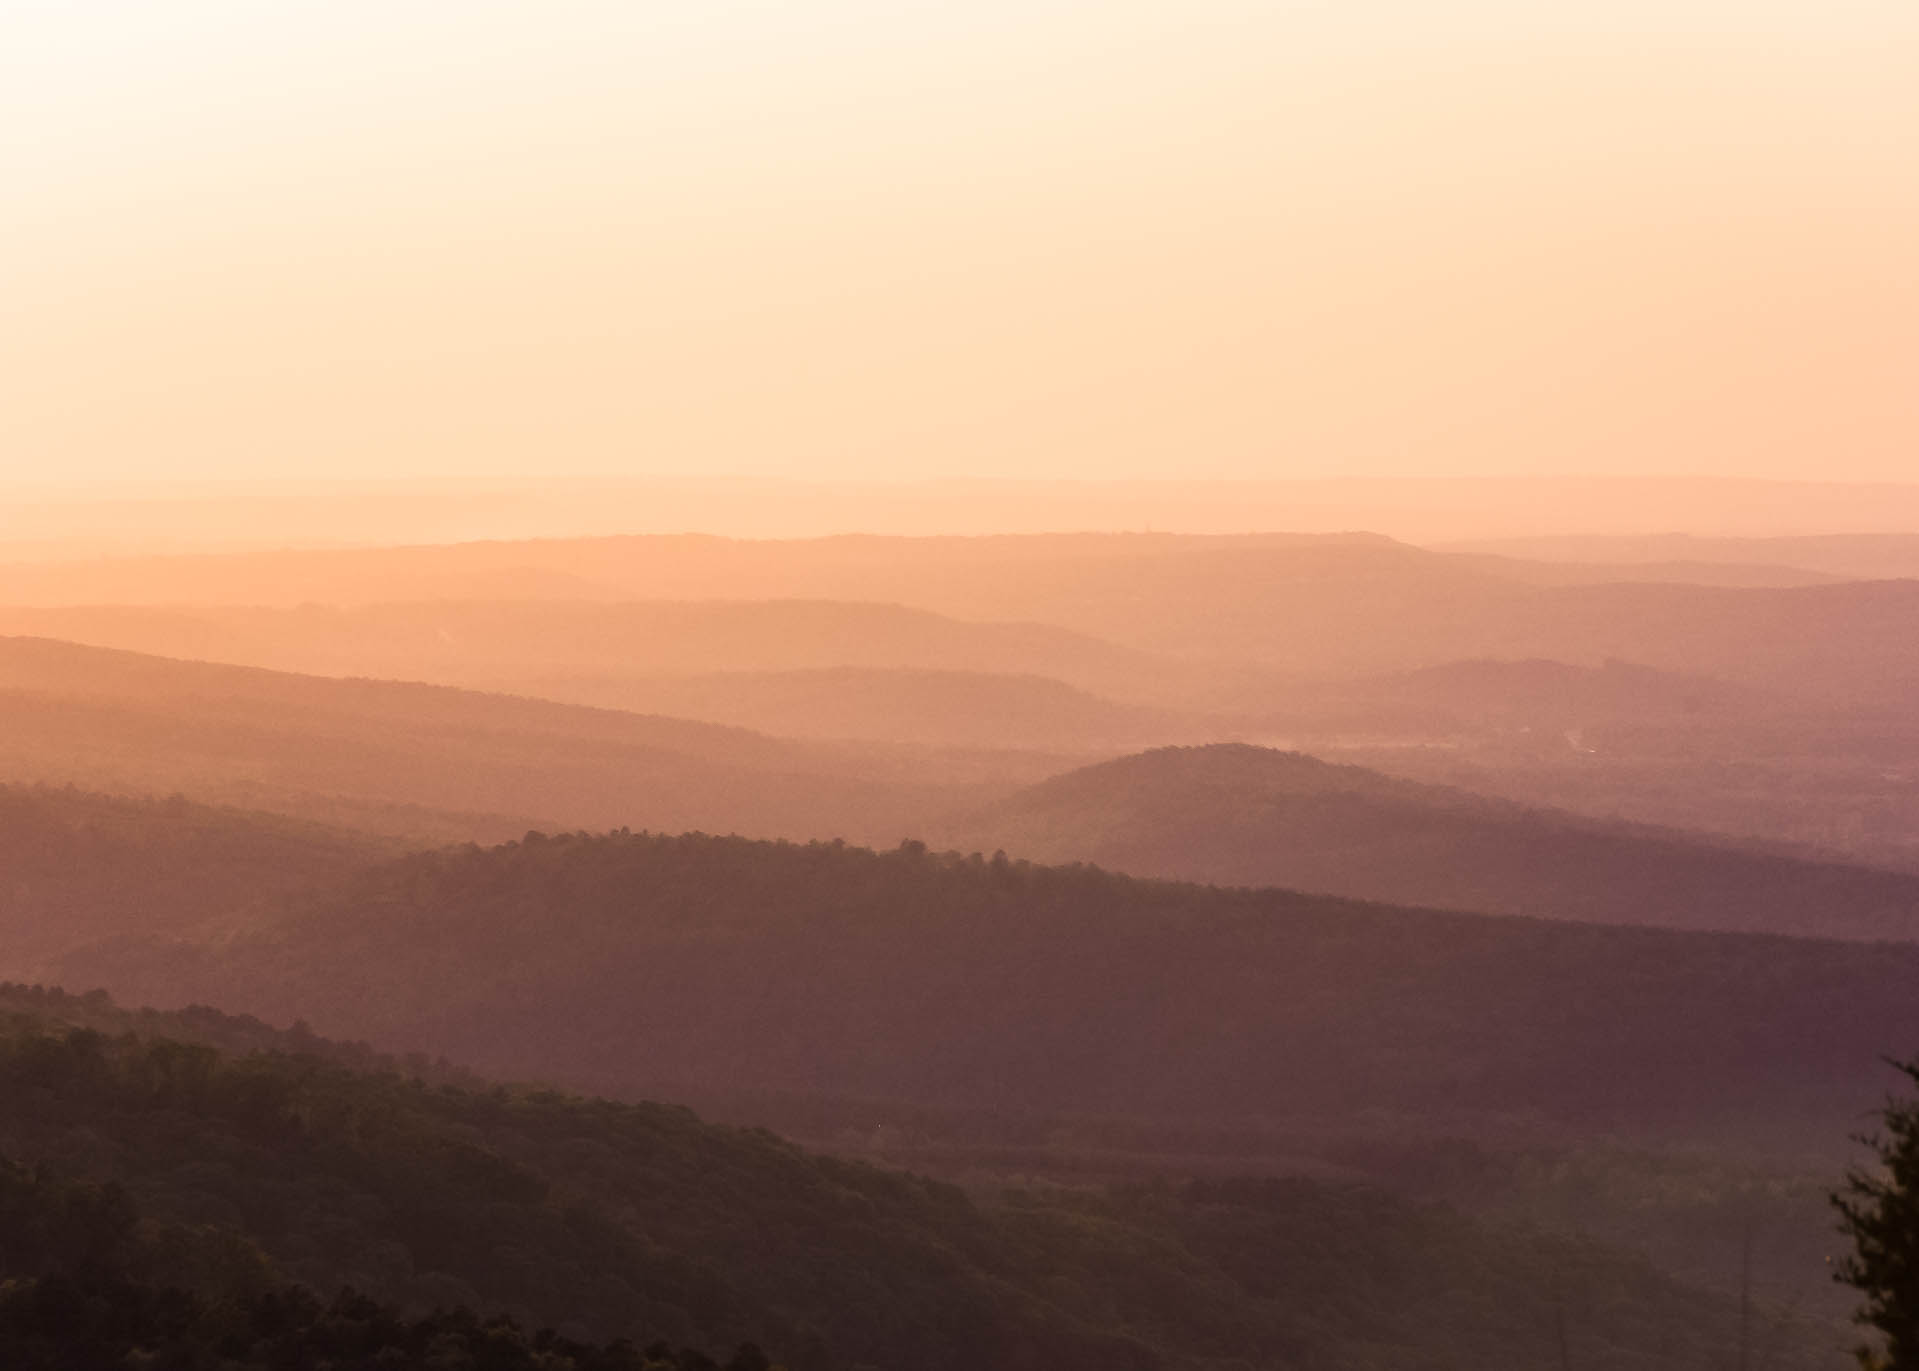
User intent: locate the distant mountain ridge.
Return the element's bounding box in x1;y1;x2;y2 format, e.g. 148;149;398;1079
0;635;1050;847
1449;532;1919;581
3;530;1914;705
0;597;1163;686
1297;656;1766;723
935;743;1919;939
506;666;1183;750
0;598;1185;707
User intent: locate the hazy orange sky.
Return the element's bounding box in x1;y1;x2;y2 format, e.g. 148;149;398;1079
4;1;1915;487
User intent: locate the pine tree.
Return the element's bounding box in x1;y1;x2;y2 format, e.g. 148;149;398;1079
1835;1060;1919;1369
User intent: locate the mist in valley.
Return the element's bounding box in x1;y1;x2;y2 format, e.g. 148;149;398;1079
5;1;1919;1367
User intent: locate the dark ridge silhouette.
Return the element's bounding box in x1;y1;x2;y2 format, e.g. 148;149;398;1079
0;636;1051;846
0;1153;762;1371
0;984;1837;1371
58;830;1919;1146
932;743;1919;939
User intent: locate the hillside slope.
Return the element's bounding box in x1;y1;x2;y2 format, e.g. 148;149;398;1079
508;667;1184;749
0;1156;737;1371
0;783;395;979
934;744;1919;939
0;600;1198;747
0;636;1045;845
59;831;1919;1147
0;598;1176;705
0;984;1826;1371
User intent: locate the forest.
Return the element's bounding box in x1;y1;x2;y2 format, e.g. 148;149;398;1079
11;0;1919;1354
4;517;1919;1371
0;987;1839;1370
53;826;1919;1142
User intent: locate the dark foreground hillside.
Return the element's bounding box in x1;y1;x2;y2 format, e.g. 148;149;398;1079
62;831;1919;1145
0;1159;739;1371
935;744;1919;939
0;986;1839;1370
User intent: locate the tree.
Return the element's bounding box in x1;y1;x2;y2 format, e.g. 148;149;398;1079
1834;1059;1919;1369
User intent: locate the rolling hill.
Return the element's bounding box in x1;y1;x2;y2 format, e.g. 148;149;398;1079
931;744;1919;939
0;984;1826;1371
504;667;1184;750
1199;657;1919;874
0;636;1048;846
0;599;1174;704
0;783;395;981
57;829;1919;1149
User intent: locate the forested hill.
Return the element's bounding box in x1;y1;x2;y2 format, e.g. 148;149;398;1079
933;744;1919;939
0;783;397;979
62;830;1919;1144
0;1158;739;1371
0;986;1839;1370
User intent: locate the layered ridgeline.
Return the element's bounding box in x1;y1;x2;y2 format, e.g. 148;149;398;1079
0;599;1177;706
10;601;1919;867
0;636;1061;847
0;783;1863;1319
934;745;1919;940
1231;658;1919;877
5;531;1917;703
0;985;1840;1370
58;829;1919;1147
1448;532;1919;583
1230;656;1776;733
4;595;1905;744
7;536;1918;870
0;600;1195;749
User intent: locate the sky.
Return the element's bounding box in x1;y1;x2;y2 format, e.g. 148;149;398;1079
3;1;1915;488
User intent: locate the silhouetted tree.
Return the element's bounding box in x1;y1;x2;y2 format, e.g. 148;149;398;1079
1834;1059;1919;1369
